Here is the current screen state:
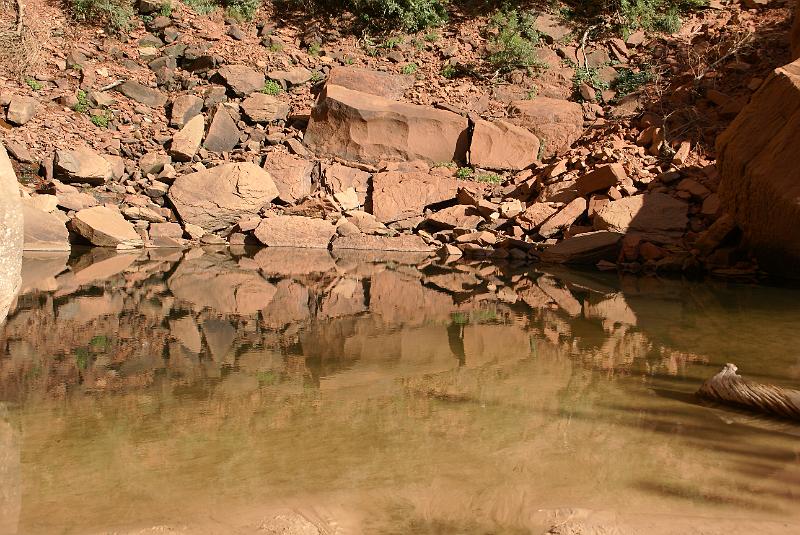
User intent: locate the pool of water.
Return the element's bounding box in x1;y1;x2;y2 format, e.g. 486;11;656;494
1;247;799;534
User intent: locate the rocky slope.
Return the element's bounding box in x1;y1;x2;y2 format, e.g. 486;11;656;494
0;0;796;278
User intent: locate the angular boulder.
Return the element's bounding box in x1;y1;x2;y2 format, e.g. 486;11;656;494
213;65;265;97
331;234;433;252
539;197;587;238
326;66;413;100
262;152;314;203
469;119;540;170
593;192;688;243
203;105;240;153
22;201;70;251
117;81;167;107
425;205;484;230
254;215;336;248
508;97;584;158
240;93;290;123
717;57;800;275
168;163;279;231
170;94;203;127
576;164;627;197
6;96;36;126
305;84;469;165
54;147;113;185
540;230;624;264
370;171;483;224
170;114;204;161
70;206;143;248
322;163;371;205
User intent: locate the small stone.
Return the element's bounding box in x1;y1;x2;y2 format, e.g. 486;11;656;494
6;96;37;125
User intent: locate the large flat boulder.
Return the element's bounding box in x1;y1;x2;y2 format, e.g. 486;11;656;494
326;66;413;100
22;201;70;251
241;93;289;123
54;147;113;185
69;206;143;248
540;230;623;264
717;58;800;275
370;171;484;224
253;215;336;248
508;97;584;158
168;162;279;231
593;192;688;243
469;119;540;171
213;65;265;97
305;84;470;165
331;234;433;252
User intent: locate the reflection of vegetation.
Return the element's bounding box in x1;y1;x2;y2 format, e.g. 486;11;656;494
90;335;110;351
75;348;90;370
256;370;280;386
450;309;498;325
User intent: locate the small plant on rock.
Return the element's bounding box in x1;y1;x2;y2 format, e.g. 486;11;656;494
73;90;91;113
612;67;654;97
261;80;283;95
183;0;217;15
475;173;502;184
91;111;112;128
402;63;418;75
225;0;261;20
159;1;172;16
455;167;473;179
26;78;43;91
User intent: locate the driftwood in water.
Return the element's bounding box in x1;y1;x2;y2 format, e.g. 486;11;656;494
697;363;800;421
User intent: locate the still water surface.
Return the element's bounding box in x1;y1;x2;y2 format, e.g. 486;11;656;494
1;247;799;534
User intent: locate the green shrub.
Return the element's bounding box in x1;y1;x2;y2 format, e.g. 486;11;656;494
350;0;448;32
261;80;283;95
91;112;111;128
612;67;653;97
475;173;502;184
562;0;706;37
486;9;545;74
455;167;473;179
401;63;418;75
183;0;218;14
26;78;43;91
71;0;135;34
73;90;90;114
225;0;261;20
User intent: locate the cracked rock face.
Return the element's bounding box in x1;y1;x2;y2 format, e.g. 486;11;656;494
0;144;23;325
168;162;279;231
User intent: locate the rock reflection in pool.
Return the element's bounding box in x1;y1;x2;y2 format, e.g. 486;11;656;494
1;246;799;534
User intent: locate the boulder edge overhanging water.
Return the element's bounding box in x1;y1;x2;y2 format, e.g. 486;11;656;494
0;142;23;324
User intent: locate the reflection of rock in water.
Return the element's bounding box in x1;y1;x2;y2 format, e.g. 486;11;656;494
0;406;20;535
0;143;23;325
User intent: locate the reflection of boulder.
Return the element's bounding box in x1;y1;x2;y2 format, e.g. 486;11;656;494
170;316;202;354
56;294;125;323
19;252;69;294
319;278;366;319
463;325;533;368
169;255;277;315
201;319;237;362
253;247;337;276
261;280;311;328
370;270;454;326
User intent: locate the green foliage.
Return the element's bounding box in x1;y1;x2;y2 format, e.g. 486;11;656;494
261;80;283;95
26;78;43;91
561;0;706;37
256;370;280;385
310;70;324;83
349;0;448;33
159;1;173;16
455;167;473;179
225;0;261;20
573;66;609;101
73;90;90;114
89;335;110;350
75;347;89;370
613;67;653;97
424;31;439;42
401;62;418;75
91;111;112;128
475;173;502;184
308;42;322;56
71;0;135;34
183;0;218;14
486;9;545;74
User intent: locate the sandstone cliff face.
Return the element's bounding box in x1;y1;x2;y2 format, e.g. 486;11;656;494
716;58;800;275
0;143;23;324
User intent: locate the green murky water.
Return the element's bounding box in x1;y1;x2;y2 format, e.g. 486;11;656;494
1;247;799;534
